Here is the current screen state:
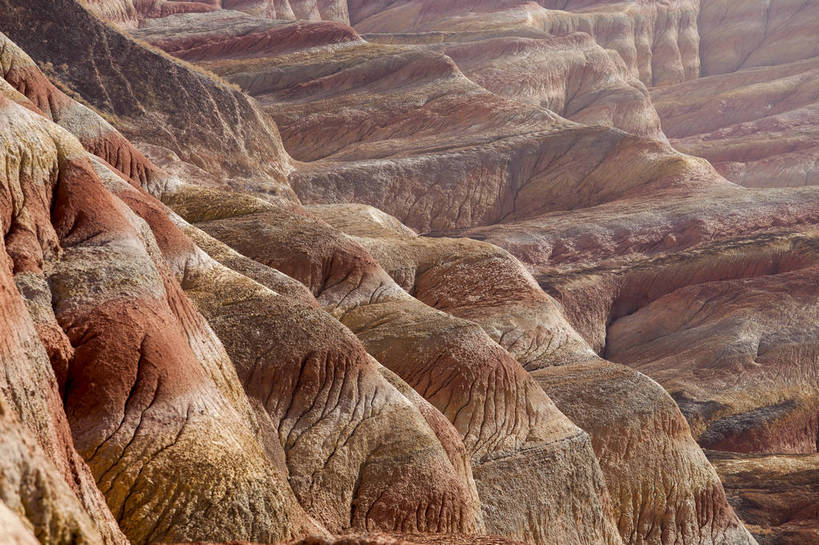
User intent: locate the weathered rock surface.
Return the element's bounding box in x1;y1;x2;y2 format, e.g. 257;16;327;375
536;361;757;545
607;268;819;454
348;0;702;87
708;451;819;545
106;169;486;537
0;88;130;545
0;501;42;545
2;12;621;545
167;183;622;545
653;47;819;190
697;0;819;78
0;81;320;545
307;203;595;370
0;22;504;545
1;0;296;200
360;30;663;139
131;11;720;236
285;534;531;545
306;204;762;545
2;1;818;545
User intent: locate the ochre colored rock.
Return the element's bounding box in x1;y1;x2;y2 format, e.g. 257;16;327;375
607;268;819;454
6;1;819;545
708;451;819;545
93;149;486;537
169;185;622;545
0;57;317;544
0;95;129;545
308;203;596;370
535;361;756;545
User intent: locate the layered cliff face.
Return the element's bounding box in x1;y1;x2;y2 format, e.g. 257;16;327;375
653;1;819;190
0;2;817;545
0;18;493;545
347;0;702;86
0;45;320;544
82;0;352;23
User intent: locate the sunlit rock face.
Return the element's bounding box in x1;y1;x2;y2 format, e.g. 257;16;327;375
0;22;491;544
0;1;817;545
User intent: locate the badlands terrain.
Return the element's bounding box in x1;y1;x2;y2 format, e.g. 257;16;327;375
0;1;817;545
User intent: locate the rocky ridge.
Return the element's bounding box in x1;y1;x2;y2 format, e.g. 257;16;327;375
0;1;816;545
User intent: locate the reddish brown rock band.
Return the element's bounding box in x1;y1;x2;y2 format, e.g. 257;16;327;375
0;2;816;545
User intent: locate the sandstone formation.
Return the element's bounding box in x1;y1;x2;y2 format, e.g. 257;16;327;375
708;451;819;545
0;19;490;545
0;71;319;545
166;179;623;545
646;1;819;192
4;0;296;200
104;165;486;538
348;0;702;86
1;1;817;545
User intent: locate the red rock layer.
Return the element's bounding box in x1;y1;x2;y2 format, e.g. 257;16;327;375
3;2;797;545
98;161;485;537
0;0;296;200
1;91;322;545
166;184;622;545
83;5;761;545
0;94;129;545
607;268;819;454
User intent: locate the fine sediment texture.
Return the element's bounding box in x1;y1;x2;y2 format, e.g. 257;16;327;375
1;1;817;545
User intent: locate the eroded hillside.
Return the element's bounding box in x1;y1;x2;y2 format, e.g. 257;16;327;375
0;2;816;545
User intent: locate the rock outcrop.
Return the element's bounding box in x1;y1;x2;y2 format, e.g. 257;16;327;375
3;0;295;200
1;1;817;545
653;27;819;190
0;20;490;545
0;75;318;545
166;182;622;545
708;451;819;545
103;165;486;538
348;0;702;87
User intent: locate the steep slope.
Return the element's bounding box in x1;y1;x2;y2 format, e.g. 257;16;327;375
0;25;501;545
653;2;819;190
3;0;295;200
348;0;702;87
99;162;485;538
697;0;819;77
0;127;127;545
61;3;761;545
4;2;818;545
607;268;819;454
0;79;317;545
708;451;819;545
134;11;721;233
123;3;816;479
307;206;757;545
167;183;623;545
